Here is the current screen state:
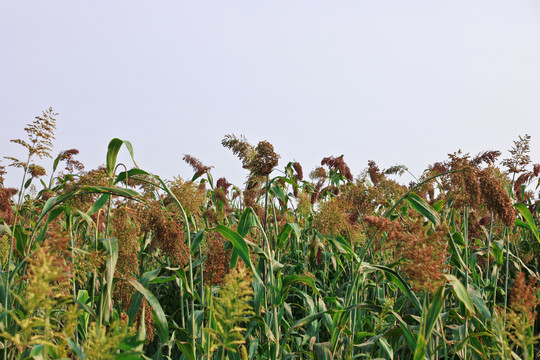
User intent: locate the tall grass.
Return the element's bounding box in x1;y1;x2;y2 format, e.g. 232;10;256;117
1;110;539;359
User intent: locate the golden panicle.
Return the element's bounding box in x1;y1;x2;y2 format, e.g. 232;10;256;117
313;197;352;236
222;134;256;169
502;134;531;174
206;267;255;354
83;320;137;360
1;234;81;356
166;176;207;216
5;108;57;170
28;164;46;178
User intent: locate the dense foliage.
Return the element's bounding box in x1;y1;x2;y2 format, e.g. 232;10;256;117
1;109;540;359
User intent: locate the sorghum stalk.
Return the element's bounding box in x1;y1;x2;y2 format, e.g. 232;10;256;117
503;227;510;324
3;152;31;360
485;212;494;283
463;205;469;360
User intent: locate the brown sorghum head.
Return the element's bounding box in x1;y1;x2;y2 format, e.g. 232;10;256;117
447;151;482;209
58;149;84;173
322;155;353;182
364;217;449;293
203;232;231;286
111;206;140;278
248;141;280;177
479;167;515;227
399;226;449;293
0;162;6;185
243;189;258;209
61;165;109;210
513;164;540;202
138;200;190;267
0;187;18;225
134;299;156;342
431;162;448;175
292;162;304;181
472;150;501;167
510;271;540;324
363;215;394;233
367;160;382;186
183;154;213;178
310;167;327;180
216;177;232;194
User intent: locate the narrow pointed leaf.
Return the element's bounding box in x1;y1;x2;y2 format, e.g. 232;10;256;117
129;278;169;344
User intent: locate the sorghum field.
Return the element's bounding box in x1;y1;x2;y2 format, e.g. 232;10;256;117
1;109;539;360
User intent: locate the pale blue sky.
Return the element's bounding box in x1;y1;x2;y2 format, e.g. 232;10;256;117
2;1;540;189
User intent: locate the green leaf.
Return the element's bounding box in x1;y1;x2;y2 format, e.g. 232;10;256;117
405;192;440;225
276;223;293;248
292;311;327;329
107;138;124;176
423;286;445;339
66;337;86;359
237;208;255;237
80;185;139;199
370;264;422;313
100;237;118;323
175;341;195;360
128;269;160;326
328;235;358;261
413;334;427;360
278;275;319;304
129;278;169;344
114;168;150;185
468;286;491;319
13;225;28;256
514;203;540;242
444;274;476;316
392;311;416;353
313;342;333;360
87;194;109;216
211;224;264;287
191;230;205;251
107;138;138;177
249;316;276;342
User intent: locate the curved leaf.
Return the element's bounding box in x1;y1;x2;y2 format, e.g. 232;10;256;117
405;192;440;225
211;224;264;287
514;203;540;242
129;278;169;344
444;274;476;316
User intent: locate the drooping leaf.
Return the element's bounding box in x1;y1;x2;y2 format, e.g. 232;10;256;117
128;278;169;344
445;274;476;316
211;224;264;286
405;192;441;225
514;203;540;243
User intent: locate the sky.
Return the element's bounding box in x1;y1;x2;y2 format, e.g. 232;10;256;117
1;1;540;190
